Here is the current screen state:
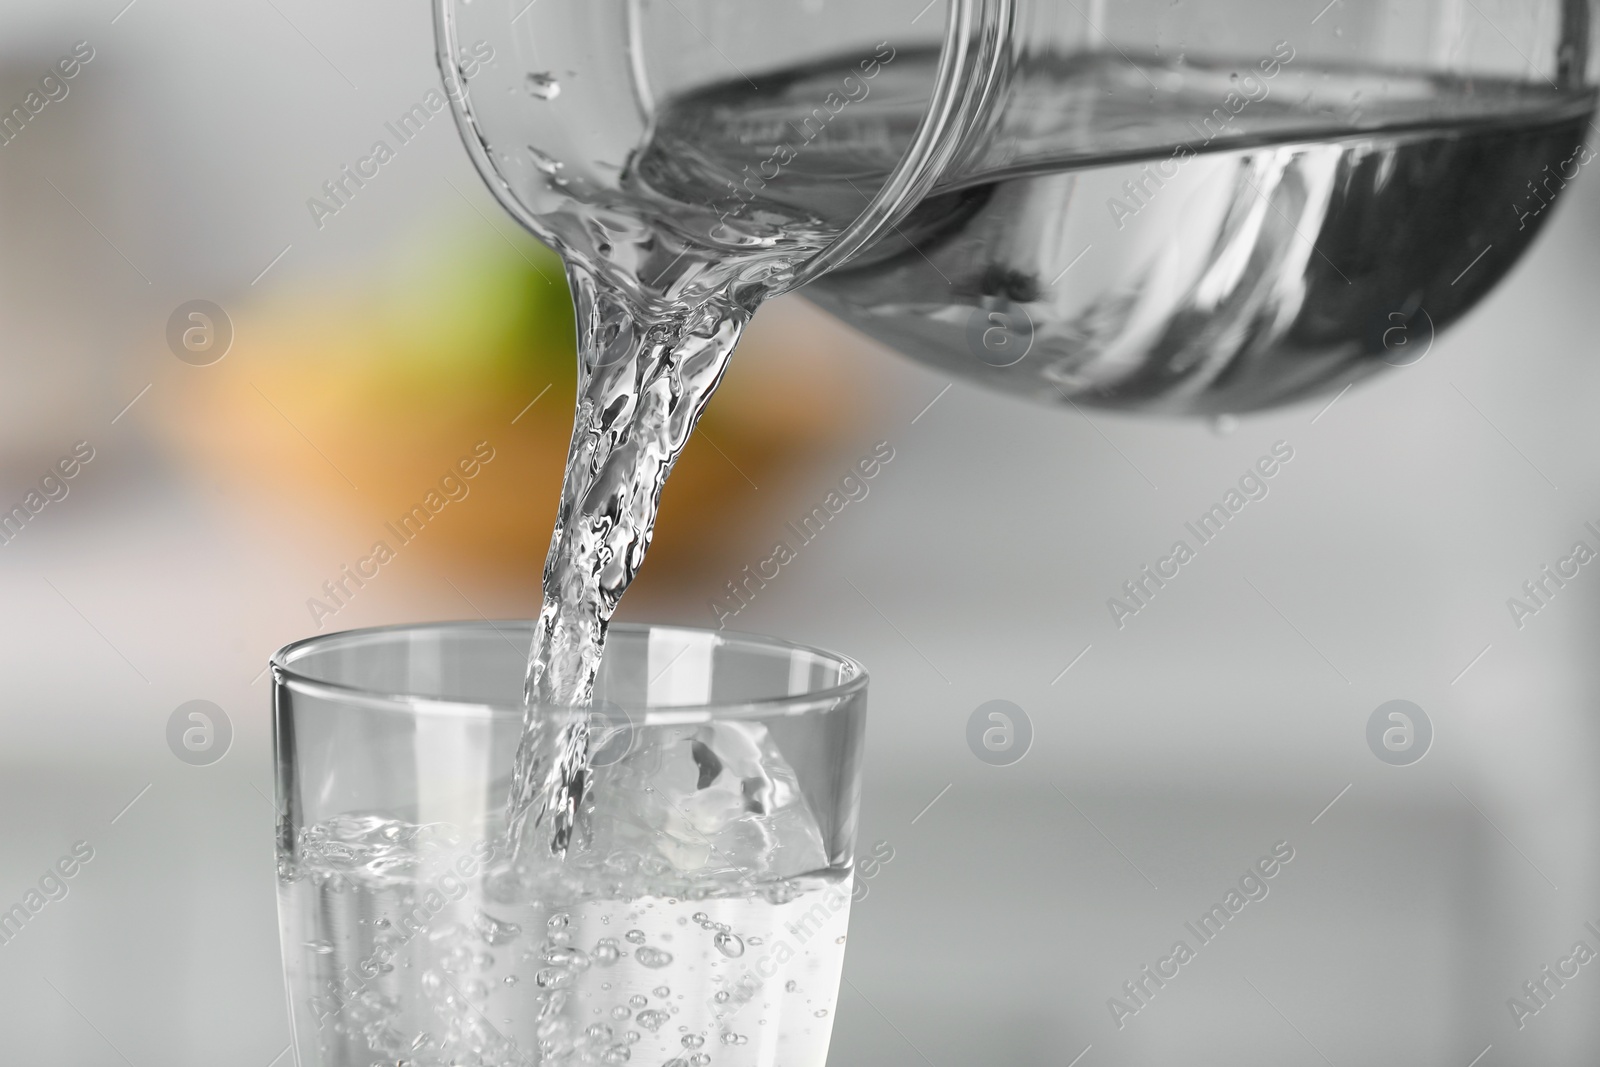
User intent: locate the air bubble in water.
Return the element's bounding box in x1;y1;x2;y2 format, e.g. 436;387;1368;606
543;946;591;970
682;1034;705;1049
525;72;561;99
713;991;730;1004
721;1032;748;1046
304;940;334;954
429;923;468;945
628;994;648;1009
535;968;573;989
785;980;797;992
637;1009;670;1031
475;911;523;945
714;931;745;958
814;1009;829;1017
593;938;621;965
611;1005;632;1020
653;986;671;998
624;929;647;944
636;947;673;968
527;146;563;176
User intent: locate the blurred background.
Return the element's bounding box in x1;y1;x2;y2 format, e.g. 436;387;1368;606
3;0;1600;1064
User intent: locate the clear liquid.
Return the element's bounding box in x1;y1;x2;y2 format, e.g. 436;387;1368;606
637;47;1588;224
640;49;1596;412
280;815;851;1067
508;50;1593;844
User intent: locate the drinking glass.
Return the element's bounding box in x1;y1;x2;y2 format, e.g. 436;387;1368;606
272;621;868;1067
436;0;1600;413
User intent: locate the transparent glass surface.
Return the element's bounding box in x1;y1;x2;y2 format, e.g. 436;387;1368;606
439;0;1600;413
272;622;868;1067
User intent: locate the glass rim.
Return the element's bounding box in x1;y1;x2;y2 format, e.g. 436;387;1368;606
270;620;868;722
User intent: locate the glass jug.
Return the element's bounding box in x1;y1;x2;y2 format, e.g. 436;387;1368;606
435;0;1598;414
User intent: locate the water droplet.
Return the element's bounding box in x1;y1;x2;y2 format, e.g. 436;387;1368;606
692;911;710;925
624;929;647;944
503;975;519;986
690;1056;711;1067
611;1005;632;1020
586;1023;614;1043
835;936;846;945
628;994;648;1009
373;917;390;929
653;986;671;998
601;1046;630;1064
475;911;523;945
720;1032;748;1046
525;72;561;99
682;1034;706;1049
593;938;621;965
637;1009;671;1031
548;913;569;929
713;991;730;1004
746;936;762;945
714;932;745;958
636;947;674;968
785;980;797;993
814;1009;829;1018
